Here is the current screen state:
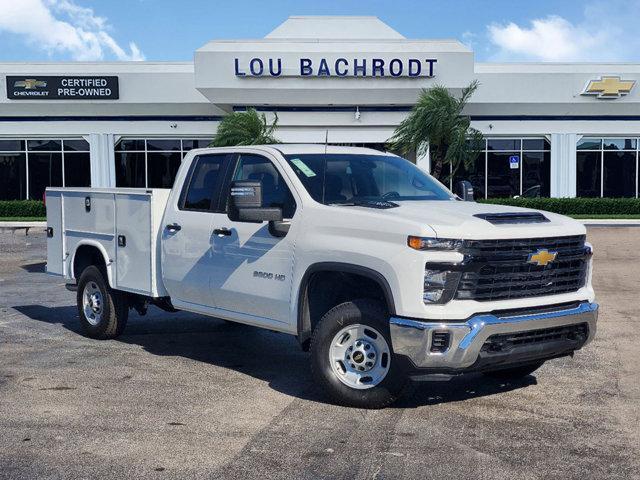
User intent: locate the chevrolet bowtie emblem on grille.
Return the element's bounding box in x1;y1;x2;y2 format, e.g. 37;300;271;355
14;79;47;89
528;249;558;267
583;76;635;98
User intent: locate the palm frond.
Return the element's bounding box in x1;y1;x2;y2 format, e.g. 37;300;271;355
210;108;280;147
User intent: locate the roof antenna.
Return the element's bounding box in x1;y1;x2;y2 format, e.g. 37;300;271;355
324;129;329;154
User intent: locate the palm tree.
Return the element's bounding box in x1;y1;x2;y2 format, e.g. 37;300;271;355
210;108;280;147
388;80;484;183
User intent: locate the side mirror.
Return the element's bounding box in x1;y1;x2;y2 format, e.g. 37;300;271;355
454;180;475;202
227;180;283;223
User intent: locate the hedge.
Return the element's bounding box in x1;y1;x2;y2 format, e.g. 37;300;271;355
478;197;640;215
0;200;46;218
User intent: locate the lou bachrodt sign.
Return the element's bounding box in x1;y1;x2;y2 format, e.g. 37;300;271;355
6;76;119;100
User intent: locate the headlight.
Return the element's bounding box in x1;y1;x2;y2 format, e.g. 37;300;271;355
408;236;463;251
423;268;461;304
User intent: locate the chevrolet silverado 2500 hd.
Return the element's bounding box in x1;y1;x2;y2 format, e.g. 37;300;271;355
45;145;598;408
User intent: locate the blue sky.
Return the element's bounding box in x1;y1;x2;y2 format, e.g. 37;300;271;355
0;0;638;63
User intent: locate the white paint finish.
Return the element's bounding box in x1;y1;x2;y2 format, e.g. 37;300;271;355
265;16;405;40
47;146;596;333
550;133;579;198
47;187;170;297
88;133;116;188
115;194;152;293
44;190;63;276
160;208;217;306
194;37;474;106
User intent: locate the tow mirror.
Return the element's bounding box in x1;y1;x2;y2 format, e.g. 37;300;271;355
227;180;283;223
454;180;475;202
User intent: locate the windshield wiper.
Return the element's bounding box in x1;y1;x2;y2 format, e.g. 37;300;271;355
329;199;399;209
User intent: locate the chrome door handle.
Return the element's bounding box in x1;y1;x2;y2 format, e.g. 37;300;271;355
165;223;181;232
213;227;232;236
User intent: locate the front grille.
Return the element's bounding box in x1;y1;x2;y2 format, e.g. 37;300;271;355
481;323;589;353
455;235;589;302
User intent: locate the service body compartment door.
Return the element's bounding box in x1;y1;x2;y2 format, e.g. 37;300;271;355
45;190;64;275
115;194;152;293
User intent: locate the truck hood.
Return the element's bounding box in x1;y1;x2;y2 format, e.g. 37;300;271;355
348;200;586;240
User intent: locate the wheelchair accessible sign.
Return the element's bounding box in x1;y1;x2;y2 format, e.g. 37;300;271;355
509;155;520;169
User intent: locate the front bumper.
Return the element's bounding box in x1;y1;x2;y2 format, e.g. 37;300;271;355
390;302;598;373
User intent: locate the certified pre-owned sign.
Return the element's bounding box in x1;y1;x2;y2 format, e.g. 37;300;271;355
6;76;119;100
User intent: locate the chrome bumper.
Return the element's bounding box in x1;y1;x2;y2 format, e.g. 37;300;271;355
390;302;598;371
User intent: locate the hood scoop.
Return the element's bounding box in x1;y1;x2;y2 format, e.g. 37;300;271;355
474;212;550;224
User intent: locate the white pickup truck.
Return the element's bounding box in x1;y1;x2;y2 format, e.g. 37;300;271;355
46;145;598;408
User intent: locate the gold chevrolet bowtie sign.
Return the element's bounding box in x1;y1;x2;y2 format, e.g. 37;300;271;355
528;249;557;267
14;79;47;89
583;76;635;98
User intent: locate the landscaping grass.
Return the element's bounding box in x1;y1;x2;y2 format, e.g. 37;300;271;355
0;217;46;222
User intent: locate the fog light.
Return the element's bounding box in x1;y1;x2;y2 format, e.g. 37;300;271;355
423;269;461;304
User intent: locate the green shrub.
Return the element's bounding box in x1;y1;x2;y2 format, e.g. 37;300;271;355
0;200;46;218
478;197;640;215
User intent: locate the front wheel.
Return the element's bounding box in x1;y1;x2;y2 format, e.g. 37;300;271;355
77;265;128;339
310;299;408;408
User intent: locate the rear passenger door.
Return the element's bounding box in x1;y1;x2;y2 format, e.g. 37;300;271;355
208;153;299;324
161;153;232;307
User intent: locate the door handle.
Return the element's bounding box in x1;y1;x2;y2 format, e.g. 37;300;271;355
165;223;181;232
213;227;232;236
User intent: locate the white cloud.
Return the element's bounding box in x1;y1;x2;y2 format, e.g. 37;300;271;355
486;1;640;62
0;0;145;61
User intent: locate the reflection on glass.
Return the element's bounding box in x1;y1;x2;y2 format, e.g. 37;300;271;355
29;152;63;199
576;152;601;197
522;152;550;197
603;138;636;151
64;152;91;187
0;153;27;199
603;151;636;197
115;152;145;187
577;138;602;150
487;152;520;198
147;152;182;188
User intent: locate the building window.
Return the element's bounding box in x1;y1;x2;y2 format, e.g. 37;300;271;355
443;137;550;199
0;138;89;200
115;138;212;188
577;138;638;198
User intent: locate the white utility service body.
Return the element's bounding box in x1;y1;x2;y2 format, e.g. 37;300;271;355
45;188;170;297
46;145;598;408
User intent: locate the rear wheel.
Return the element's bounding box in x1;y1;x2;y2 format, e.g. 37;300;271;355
483;361;544;381
77;265;128;339
310;299;408;408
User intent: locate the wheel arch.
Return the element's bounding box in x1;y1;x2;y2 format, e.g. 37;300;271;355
296;262;396;348
71;241;114;287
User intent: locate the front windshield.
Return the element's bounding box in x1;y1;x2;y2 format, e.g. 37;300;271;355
284;153;453;204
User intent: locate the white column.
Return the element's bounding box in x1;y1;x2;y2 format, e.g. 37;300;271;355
550;133;579;198
86;133;116;187
416;142;430;173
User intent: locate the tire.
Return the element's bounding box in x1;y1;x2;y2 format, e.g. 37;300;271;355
310;299;408;409
76;265;128;339
483;361;544;381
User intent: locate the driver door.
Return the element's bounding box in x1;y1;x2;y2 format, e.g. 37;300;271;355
208;153;299;324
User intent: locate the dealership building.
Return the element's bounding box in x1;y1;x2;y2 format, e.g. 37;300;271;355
1;15;640;201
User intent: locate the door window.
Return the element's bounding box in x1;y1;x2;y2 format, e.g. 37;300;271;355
232;154;297;219
180;154;229;212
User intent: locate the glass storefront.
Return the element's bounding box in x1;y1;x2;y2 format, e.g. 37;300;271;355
443;138;551;199
115;138;212;188
577;138;638;198
0;138;90;200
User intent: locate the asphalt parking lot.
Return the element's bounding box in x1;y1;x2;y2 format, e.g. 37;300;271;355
0;228;639;480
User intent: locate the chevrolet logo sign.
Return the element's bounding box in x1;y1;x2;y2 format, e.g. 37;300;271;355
528;249;557;267
14;79;47;89
583;76;635;98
